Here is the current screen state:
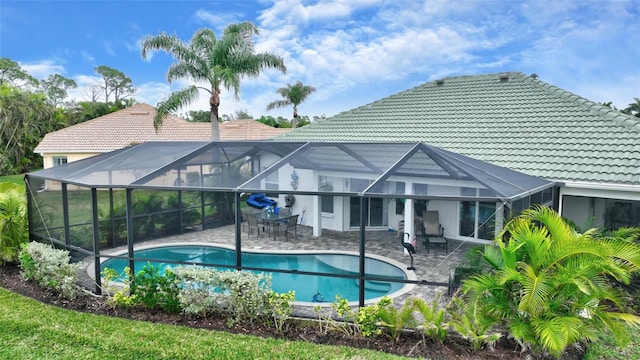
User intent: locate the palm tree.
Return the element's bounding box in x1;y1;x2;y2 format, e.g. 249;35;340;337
266;81;316;129
461;206;640;358
141;22;286;140
622;97;640;118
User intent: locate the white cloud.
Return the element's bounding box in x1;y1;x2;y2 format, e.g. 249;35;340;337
133;81;172;107
19;60;65;80
193;9;243;32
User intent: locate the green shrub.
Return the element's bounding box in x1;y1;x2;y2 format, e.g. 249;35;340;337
18;241;82;299
130;262;180;313
447;296;501;351
266;290;296;334
461;206;640;358
377;297;417;343
173;266;226;316
209;268;272;325
102;267;141;308
413;293;448;344
323;295;392;338
173;266;273;325
0;184;29;264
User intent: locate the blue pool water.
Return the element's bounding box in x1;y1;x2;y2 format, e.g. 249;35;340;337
101;245;409;303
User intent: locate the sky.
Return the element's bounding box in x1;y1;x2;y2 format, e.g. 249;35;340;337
1;0;639;120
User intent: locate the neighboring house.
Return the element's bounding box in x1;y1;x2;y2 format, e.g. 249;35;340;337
34;103;292;169
277;72;640;235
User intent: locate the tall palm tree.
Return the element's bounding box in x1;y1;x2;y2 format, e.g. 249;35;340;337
141;22;286;140
266;81;316;129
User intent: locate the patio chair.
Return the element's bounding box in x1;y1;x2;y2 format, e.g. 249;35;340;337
245;211;262;238
241;207;256;233
276;214;299;240
423;210;447;254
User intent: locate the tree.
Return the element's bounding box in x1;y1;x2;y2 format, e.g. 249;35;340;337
622;98;640;118
95;65;135;104
0;85;56;174
141;22;286;139
0;57;38;88
223;109;253;121
256;115;281;127
461;206;640;358
184;110;210;123
266;81;316;129
83;83;104;103
39;74;77;107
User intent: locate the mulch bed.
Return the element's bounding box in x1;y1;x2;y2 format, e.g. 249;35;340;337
0;264;584;359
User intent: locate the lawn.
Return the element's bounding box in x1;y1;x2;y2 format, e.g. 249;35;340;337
0;288;410;360
0;174;24;187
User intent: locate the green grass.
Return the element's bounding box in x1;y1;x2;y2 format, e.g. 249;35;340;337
583;324;640;360
0;174;24;185
0;288;410;360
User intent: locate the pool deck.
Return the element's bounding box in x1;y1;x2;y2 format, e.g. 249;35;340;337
86;224;479;316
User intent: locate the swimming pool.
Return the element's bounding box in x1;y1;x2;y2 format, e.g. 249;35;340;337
99;243;416;304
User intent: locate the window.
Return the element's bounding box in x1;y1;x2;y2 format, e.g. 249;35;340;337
263;169;279;198
319;176;333;214
321;196;334;214
394;182;405;215
605;200;640;229
52;156;67;167
459;201;497;240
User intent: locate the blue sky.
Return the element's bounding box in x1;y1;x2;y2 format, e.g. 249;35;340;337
1;0;639;120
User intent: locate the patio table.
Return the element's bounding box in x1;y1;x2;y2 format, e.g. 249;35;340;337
252;211;292;240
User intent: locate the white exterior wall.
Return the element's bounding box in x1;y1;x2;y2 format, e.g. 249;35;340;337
559;181;640;228
561;196;593;227
42;152;101;169
427;200;459;238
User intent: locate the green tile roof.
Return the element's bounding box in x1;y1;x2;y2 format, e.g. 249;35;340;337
277;72;640;185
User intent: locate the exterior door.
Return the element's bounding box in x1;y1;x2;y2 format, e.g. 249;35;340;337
350;197;388;227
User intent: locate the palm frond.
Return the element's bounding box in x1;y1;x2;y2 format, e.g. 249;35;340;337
524;205;575;245
532;316;584;358
154;86;200;130
141;32;187;60
481;244;504;270
266;100;291;111
517;264;553;315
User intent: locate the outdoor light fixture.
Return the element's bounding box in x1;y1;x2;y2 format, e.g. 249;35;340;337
290;169;299;190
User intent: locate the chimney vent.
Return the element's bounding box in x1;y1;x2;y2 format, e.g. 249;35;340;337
498;73;509;82
435;79;445;86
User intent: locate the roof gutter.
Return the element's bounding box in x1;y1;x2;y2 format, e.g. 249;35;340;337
554;180;640;192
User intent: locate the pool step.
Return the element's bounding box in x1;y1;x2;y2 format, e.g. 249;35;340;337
354;279;392;292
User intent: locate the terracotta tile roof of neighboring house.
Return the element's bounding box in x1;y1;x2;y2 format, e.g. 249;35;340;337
34;103;291;153
277;72;640;185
